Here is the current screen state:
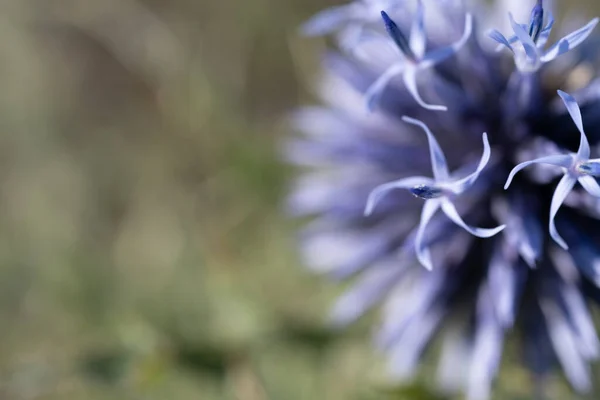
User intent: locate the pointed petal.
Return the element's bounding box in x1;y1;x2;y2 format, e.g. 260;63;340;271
330;259;407;326
365;176;434;216
448;132;491;194
488;29;515;53
381;10;415;59
419;13;473;68
409;0;427;59
300;4;358;36
441;199;505;238
508;12;539;63
365;63;405;111
561;285;600;359
549;174;577;250
578;176;600;197
557;90;590;159
415;199;441;270
541;298;592;392
541;18;599;63
537;11;555;48
401;116;449;180
504;155;574;189
402;67;448;111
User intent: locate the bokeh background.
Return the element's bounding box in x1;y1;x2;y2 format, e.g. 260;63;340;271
0;0;600;399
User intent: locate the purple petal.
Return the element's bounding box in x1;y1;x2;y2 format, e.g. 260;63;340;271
365;63;405;111
549;174;577;250
578;176;600;197
540;298;592;392
365;175;434;216
401;116;449;180
330;258;408;326
440;199;505;238
508;13;539;64
466;288;504;400
415;199;442;270
419;13;473;68
448;132;491;194
409;0;427;59
536;11;555;48
402;67;448;111
504;154;574;189
541;18;599;63
557;90;590;159
488;29;514;53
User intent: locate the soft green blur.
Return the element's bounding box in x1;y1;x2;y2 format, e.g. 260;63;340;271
0;1;597;399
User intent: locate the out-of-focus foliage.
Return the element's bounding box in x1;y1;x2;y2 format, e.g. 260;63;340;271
0;0;598;399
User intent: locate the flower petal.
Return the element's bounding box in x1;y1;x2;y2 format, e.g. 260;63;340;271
300;4;359;36
402;67;448;111
365;63;405;111
549;174;577;250
401;116;449;180
504;155;574;189
508;12;539;63
448;132;491;194
557;90;590;159
578;176;600;197
537;10;555;48
488;29;515;53
419;13;473;68
441;199;505;238
466;288;504;400
381;10;415;59
415;199;441;270
540;298;592;392
330;258;408;326
541;18;599;63
409;0;427;59
364;176;434;216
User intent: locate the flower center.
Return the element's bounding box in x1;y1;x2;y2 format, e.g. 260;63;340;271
410;184;444;199
528;0;544;43
576;161;600;177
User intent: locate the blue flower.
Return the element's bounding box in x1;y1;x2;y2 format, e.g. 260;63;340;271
489;1;599;72
365;116;504;269
505;91;600;250
364;5;472;111
289;0;600;398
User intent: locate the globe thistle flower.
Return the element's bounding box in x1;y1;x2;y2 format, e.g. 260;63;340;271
287;0;600;399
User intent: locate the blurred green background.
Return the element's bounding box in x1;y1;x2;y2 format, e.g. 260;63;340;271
0;0;599;399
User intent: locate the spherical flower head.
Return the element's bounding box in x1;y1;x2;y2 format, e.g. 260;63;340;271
287;0;600;399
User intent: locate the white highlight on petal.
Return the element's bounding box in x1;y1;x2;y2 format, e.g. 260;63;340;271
409;0;427;59
557;90;590;159
578;176;600;197
504;155;573;189
415;199;441;270
549;174;577;250
441;199;505;238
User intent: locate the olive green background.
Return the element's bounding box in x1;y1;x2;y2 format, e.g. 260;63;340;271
0;1;598;399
